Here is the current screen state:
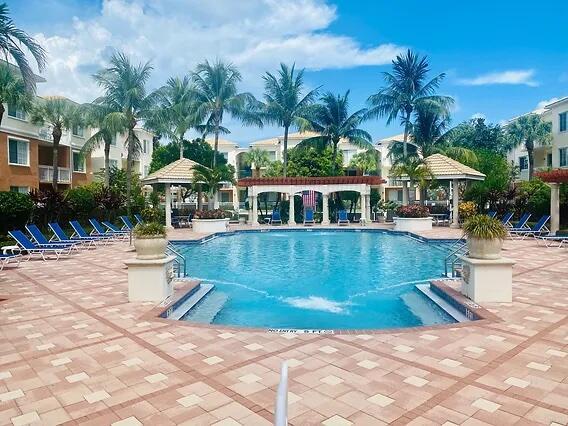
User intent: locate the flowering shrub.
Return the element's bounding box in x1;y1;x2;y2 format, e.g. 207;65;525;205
193;209;230;219
458;201;477;221
395;204;430;218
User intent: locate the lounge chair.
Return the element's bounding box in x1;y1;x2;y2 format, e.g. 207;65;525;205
89;218;128;240
102;221;131;237
48;222;99;246
303;208;315;226
134;214;144;225
509;213;531;232
510;215;550;239
119;215;136;231
69;221;114;243
487;211;497;219
536;235;568;248
501;212;514;227
337;210;349;226
8;230;73;260
0;252;21;271
269;210;282;225
26;224;81;251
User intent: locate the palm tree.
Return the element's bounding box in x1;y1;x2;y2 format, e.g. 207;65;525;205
349;150;377;175
300;91;372;173
30;97;80;191
366;49;453;158
261;63;319;176
390;157;434;205
93;51;158;214
507;113;552;180
192;164;234;209
244;147;271;177
146;76;200;159
0;3;47;91
191;60;261;167
0;62;31;126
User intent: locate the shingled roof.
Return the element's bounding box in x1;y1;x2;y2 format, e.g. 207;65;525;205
141;158;203;184
396;154;485;181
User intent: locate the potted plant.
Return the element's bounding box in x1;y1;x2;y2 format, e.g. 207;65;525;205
192;209;231;233
463;214;508;260
393;204;432;231
133;222;167;260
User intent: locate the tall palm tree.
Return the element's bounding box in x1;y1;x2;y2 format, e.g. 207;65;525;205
390;157;434;206
366;49;453;157
30;97;80;191
0;62;31;126
93;51;158;214
300;91;372;173
0;3;47;91
244;147;271;177
507;113;552;180
261;63;319;176
192;164;234;209
191;60;261;167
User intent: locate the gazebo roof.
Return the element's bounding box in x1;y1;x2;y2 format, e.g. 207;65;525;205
397;154;485;181
141;158;202;185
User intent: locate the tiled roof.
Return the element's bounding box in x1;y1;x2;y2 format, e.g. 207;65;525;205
424;154;485;179
205;137;239;147
141;158;203;184
238;175;385;186
377;133;405;144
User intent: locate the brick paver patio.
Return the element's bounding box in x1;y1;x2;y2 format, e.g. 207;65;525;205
1;225;567;425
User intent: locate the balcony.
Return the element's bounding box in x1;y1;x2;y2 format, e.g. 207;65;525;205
39;166;71;184
38;127;53;142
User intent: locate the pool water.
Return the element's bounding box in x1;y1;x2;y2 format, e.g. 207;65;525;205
173;231;456;330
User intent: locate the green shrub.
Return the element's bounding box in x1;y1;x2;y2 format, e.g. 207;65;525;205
515;179;550;218
133;222;166;238
65;184;98;220
0;191;33;235
463;214;508;239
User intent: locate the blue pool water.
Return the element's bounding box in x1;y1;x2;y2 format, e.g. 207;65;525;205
173;231;456;330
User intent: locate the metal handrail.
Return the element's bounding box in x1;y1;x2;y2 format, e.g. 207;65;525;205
166;243;186;277
444;237;467;277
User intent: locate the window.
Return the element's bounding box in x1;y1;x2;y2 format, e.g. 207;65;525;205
10;186;29;194
560;147;568;167
72;151;85;172
342;150;356;164
72;125;84;137
109;159;118;169
519;156;528;170
547;153;553;167
143;139;148;154
220;191;230;202
560;112;567;133
7;105;26;120
144;165;149;177
8;138;29;166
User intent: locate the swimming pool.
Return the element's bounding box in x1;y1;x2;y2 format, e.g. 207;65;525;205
173;230;457;330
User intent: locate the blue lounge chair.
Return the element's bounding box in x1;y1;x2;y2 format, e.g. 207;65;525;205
134;214;144;225
48;223;99;246
69;221;114;243
270;210;282;225
509;213;531;232
537;234;568;248
0;252;21;271
9;230;72;260
501;212;514;227
337;210;349;226
89;218;128;239
119;216;136;231
26;224;81;251
487;211;497;219
510;215;550;239
102;221;130;236
303;208;315;226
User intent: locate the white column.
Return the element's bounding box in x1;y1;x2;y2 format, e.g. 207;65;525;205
402;181;409;206
451;179;460;228
233;187;239;212
550;183;560;235
360;193;367;222
289;193;296;225
322;194;330;225
365;194;371;222
165;183;172;229
251;195;258;226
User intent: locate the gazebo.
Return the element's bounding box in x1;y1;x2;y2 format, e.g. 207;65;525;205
141;158;201;228
535;168;567;235
396;153;486;228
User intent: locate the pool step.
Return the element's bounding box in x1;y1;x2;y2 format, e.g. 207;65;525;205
415;284;469;322
168;283;214;320
182;290;228;323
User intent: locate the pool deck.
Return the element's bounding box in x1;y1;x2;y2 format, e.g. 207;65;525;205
0;225;567;425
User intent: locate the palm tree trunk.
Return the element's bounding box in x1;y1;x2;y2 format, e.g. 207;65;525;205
51;126;62;191
103;139;111;188
402;112;411;158
197;184;203;210
527;146;534;180
213;123;220;167
179;134;184;159
126;129;134;216
283;125;289;177
0;103;4;127
332;139;339;175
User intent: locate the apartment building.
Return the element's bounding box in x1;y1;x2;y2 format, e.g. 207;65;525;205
507;96;568;180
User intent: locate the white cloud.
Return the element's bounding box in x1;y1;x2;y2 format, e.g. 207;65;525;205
457;69;539;87
32;0;404;106
535;97;559;110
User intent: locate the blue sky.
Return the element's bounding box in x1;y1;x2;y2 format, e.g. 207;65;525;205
7;0;568;145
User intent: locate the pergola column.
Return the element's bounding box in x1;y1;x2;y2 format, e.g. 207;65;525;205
232;188;239;212
322;193;330;225
165;183;172;229
251;194;259;226
365;194;371;222
360;193;367;222
550;183;560;235
402;181;409;206
451;179;460;228
289;193;296;225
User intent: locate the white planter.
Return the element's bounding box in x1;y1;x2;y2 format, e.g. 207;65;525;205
134;237;167;260
393;217;432;232
192;218;230;233
467;237;503;260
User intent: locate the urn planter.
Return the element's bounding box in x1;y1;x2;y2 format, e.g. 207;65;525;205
134;236;167;260
393;216;432;232
192;218;230;233
466;237;503;260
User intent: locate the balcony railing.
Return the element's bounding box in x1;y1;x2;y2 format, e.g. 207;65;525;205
37;127;53;142
39;166;71;184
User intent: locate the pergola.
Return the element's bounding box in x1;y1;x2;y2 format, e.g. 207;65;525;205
535;168;567;234
237;176;385;225
141;158;201;228
396;154;486;228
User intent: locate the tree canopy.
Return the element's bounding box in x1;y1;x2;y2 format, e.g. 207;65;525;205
149;138;227;173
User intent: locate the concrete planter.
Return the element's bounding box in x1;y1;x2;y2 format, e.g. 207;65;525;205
134;236;167;260
192;218;229;233
393;216;432;232
467;237;503;260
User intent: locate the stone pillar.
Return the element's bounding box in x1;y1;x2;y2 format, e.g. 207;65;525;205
289;193;296;225
251;195;259;226
451;179;460;228
365;194;371;222
126;256;176;302
165;183;172;229
322;194;330;225
360;193;367;222
550;183;560;235
402;181;409;205
459;255;515;303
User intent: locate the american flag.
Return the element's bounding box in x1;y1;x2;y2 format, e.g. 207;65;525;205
302;190;317;209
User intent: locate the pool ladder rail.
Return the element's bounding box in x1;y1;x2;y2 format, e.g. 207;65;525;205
443;237;468;278
166;243;187;278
